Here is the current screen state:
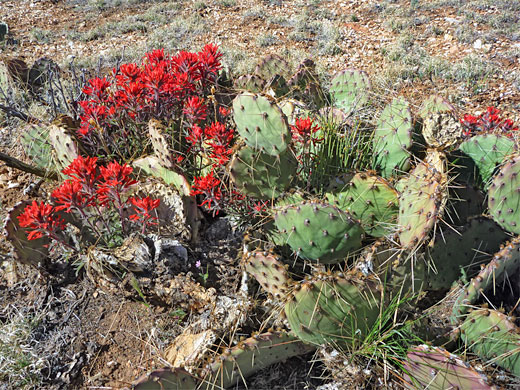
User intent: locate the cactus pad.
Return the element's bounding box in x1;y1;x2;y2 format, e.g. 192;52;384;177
488;155;520;234
403;345;495;390
285;272;381;346
254;54;292;81
460;134;515;185
148;118;175;169
48;123;78;172
243;251;290;297
21;124;53;171
234;74;266;93
452;236;520;320
326;172;399;237
133;368;199;389
229;145;296;199
461;309;520;377
273;201;364;263
232;93;290;155
398;162;447;249
329;69;370;114
426;217;507;290
373;96;413;177
418;95;455;119
135;332;312;389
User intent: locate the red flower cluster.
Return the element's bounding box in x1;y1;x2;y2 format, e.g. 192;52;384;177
190;171;222;214
291;117;323;145
77;45;223;157
18;201;65;241
461;106;518;137
19;157;160;246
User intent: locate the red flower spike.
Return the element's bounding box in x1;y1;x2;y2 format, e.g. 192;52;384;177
190;171;222;213
98;161;137;205
62;156;99;190
291;117;322;145
183;96;207;125
82;77;111;100
128;196;160;227
186;125;204;145
17;201;65;240
52;180;93;212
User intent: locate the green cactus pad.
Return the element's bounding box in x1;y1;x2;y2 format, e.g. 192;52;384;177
398;162;447;249
373;96;413;177
254;54;292;81
403;345;495;390
329;69;370;114
273;201;364;263
234;74;266;93
21;124;53;171
326;172;399;237
133;156;188;194
133;368;199;390
203;332;313;388
460;134;515;185
488;155;520;234
229;145;296;199
243;251;291;297
426;217;507;290
48;123;78;172
285;272;381;346
232;93;290;155
461;309;520;377
4;201;50;268
452;236;520;321
417;95;455;119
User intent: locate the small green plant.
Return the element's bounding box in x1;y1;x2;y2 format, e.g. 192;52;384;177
169;308;187;324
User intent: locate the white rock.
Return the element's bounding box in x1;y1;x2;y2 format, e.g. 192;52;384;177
473;39;483;49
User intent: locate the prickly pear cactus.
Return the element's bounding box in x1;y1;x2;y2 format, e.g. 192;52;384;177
488;155;520;234
273;201;364;263
417;95;455;119
48;123;79;172
460;134;515;185
460;309;520;377
202;332;313;388
133;156;188;194
254;54;292;81
133;368;199;390
285;272;381;346
229;145;296;199
133;332;312;390
326;172;399;238
21;124;53;171
243;251;291;297
402;344;496;390
148;118;176;170
373;96;413;177
426;217;507;290
234;74;266;93
3;201;50;268
329;69;370;114
452;236;520;321
398;161;447;249
232;93;290;156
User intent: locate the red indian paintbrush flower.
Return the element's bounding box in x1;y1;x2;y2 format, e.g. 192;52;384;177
97;161;137;205
291;117;322;145
62;156;99;190
17;201;65;240
52;180;93;212
190;171;222;212
129;196;161;233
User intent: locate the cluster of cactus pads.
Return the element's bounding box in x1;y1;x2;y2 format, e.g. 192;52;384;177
6;49;520;389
